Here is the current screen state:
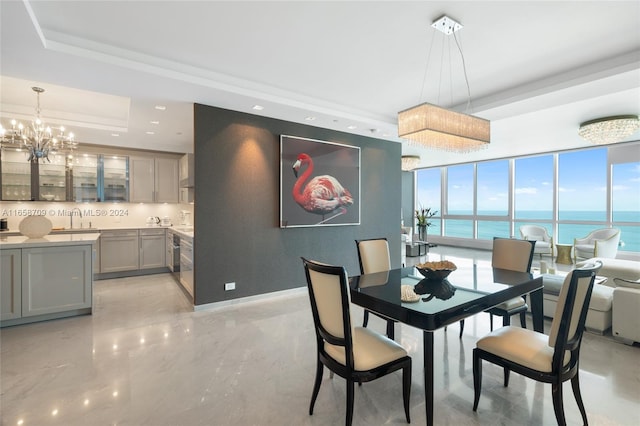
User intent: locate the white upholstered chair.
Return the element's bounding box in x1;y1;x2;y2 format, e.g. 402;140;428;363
573;228;620;262
302;258;411;426
519;225;554;258
487;238;536;329
356;238;396;339
472;261;602;426
457;238;535;337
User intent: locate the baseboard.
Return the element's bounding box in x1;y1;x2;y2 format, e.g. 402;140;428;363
194;286;307;312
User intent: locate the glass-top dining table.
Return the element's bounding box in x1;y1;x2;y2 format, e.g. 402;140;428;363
349;258;544;426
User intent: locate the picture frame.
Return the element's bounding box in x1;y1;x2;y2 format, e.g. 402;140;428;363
280;135;360;228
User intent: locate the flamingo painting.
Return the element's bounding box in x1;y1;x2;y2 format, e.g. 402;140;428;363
292;153;353;224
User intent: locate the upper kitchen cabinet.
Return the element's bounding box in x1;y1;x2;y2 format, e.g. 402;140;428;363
179;153;194;187
179;153;194;204
1;148;31;201
101;155;128;202
71;154;98;202
38;153;69;201
71;154;128;202
1;148;70;201
130;156;179;203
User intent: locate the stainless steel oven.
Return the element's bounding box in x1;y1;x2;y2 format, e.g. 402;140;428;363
168;231;181;276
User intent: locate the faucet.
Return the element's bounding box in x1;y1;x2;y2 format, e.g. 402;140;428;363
70;207;83;229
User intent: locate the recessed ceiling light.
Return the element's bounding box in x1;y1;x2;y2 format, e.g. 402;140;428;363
150;120;159;125
154;105;166;111
347;125;357;130
145;131;155;135
305;116;316;121
111;133;120;137
252;105;264;111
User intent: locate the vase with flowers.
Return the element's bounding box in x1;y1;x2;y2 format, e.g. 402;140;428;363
415;206;437;242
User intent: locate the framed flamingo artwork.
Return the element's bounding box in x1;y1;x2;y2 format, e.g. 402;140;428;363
280;135;360;228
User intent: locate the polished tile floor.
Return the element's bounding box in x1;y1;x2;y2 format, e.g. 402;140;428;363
1;246;639;425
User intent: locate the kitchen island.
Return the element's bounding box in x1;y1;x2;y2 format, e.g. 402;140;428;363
1;233;100;327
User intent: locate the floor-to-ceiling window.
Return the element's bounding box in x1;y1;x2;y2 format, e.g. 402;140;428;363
445;164;473;238
476;160;510;239
415;167;441;236
514;154;554;240
610;143;640;252
414;141;640;254
557;148;607;243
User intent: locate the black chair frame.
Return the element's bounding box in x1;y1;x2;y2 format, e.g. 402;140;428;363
472;263;601;426
355;238;397;340
302;258;411;426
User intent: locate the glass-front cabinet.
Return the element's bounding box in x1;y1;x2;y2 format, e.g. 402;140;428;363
1;149;31;201
101;156;128;202
0;150;129;202
71;154;99;202
39;153;68;202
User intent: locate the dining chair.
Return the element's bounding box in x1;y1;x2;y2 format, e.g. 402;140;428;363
472;261;601;425
355;238;396;339
301;257;412;426
458;238;535;337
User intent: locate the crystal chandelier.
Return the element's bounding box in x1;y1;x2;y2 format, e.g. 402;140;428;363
401;155;421;171
578;115;640;145
398;15;490;153
0;86;77;162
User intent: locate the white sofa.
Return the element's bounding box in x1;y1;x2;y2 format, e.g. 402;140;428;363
541;273;613;334
579;258;640;345
541;258;640;343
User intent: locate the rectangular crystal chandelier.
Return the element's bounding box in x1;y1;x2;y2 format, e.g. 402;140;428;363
398;102;490;153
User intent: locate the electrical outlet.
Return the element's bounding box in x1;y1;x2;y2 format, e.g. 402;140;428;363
224;282;236;291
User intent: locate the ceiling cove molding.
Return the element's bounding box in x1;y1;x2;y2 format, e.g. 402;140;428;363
22;0;47;48
34;25;395;129
457;49;640;119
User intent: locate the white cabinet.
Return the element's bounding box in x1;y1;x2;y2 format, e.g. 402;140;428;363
140;228;166;270
130;156;179;203
100;230;140;273
1;249;22;320
21;245;92;317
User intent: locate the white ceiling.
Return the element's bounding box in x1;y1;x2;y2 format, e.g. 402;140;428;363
1;1;639;167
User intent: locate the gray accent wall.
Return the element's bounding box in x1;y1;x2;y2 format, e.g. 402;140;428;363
193;104;402;306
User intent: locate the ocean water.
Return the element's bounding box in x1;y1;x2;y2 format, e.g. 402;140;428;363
427;211;639;253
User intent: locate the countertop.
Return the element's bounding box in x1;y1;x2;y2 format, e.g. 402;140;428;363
0;233;101;249
169;227;194;239
0;226;194;239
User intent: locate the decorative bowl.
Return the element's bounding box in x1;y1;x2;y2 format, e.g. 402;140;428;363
415;260;457;280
